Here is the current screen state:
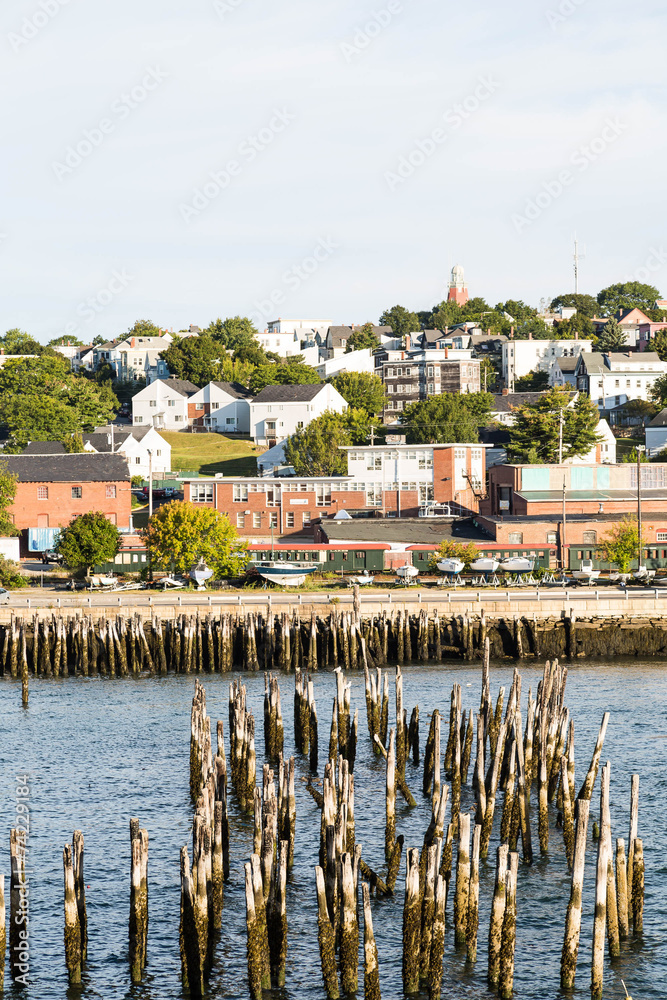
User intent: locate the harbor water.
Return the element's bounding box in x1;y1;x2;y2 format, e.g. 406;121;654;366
1;660;664;998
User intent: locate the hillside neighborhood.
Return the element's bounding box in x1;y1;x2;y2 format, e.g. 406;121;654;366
3;268;667;586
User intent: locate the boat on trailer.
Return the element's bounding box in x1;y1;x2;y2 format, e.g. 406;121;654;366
254;561;317;587
571;559;601;584
437;558;465;575
499;557;535;573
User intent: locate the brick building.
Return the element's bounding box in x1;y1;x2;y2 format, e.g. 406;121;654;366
3;453;132;554
181;442;488;538
377;352;481;421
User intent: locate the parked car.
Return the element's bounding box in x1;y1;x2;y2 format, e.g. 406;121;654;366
42;551;64;564
0;588;10;604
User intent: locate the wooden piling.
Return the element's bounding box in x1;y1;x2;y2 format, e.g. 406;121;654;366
362;882;381;1000
63;843;82;985
402;847;421;994
616;838;629;939
498;852;519;1000
72;830;87;961
315;866;340;999
466;824;481;965
631;839;644;936
454;812;471;947
591;764;610;1000
488;843;509;987
339;852;359;995
560;797;590;989
129;821;149;983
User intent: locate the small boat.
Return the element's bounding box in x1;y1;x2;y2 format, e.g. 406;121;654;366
437;558;465;575
190;559;213;591
85;573;117;590
633;566;655;582
572;559;600;584
499;557;535;573
396;564;419;580
470;557;499;574
255;561;317;587
349;570;374;586
158;575;187;589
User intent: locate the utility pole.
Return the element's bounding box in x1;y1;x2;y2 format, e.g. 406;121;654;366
637;444;645;572
561;477;568;572
148;450;153;518
558;408;564;465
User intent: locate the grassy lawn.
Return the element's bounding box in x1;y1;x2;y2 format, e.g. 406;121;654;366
615;437;643;461
160;433;262;477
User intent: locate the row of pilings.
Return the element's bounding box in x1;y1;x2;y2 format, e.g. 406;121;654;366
3;607;667;678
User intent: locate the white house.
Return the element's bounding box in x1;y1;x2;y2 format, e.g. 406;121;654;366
83;425;172;478
324;325;393;359
575;352;667;411
645;409;667;457
249;383;348;446
132;377;199;430
256;329;303;357
188;381;252;434
267;318;332;339
502;339;592;385
110;334;175;381
316;348;377;380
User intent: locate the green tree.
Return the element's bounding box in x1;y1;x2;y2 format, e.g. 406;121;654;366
160;336;223;385
549;293;598;317
651;372;667;410
428;539;479;571
55;511;121;575
63;432;85;453
513;369;550;391
284;411;352;475
143;500;247;578
597;282;661;317
650;327;667;361
48;334;86;347
597;516;641;574
329;372;386;415
112;377;147;405
0;328;51;355
429;300;463;330
126;319;163;338
478;356;499;391
595;317;627;353
206;316;259;350
551;313;595;339
1;397;81;451
402;393;492;444
344;407;382;445
496;300;538;323
249;362;321;394
345;323;380;353
0;461;18;536
508;386;601;463
379;305;420;335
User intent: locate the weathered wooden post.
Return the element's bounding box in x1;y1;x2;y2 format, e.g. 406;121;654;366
339;852;359;995
385;728;396;863
315;866;339;999
63;843;82;984
616;838;629;939
454;812;471;947
591;765;610;1000
73;830;87;961
427;875;446;1000
402;847;421;993
129;819;149;983
498;852;519;1000
466;824;481;964
560;798;590;989
488;843;509;987
632;839;644;936
362;882;381;1000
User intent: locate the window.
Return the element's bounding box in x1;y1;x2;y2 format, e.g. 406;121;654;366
135;416;143;423
508;531;523;544
71;487;82;499
196;403;204;410
286;512;295;528
367;453;382;471
191;484;214;502
236;513;245;528
428;383;434;394
316;485;331;507
418;452;433;470
547;531;557;544
37;486;48;500
269;512;278;528
149;400;157;408
106;485;117;499
226;417;235;424
233;484;249;502
355;551;365;558
135;457;141;465
297;421;304;429
657;532;667;542
253;512;262;528
156;449;161;457
302;511;311;525
418;484;435;503
168;399;176;407
582;530;597;544
212;403;219;410
366;486;383;507
329;551;336;561
174;415;183;422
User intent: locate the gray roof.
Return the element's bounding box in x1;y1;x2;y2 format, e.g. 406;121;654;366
649;408;667;427
578;351;663;374
421;329;446;344
252;383;324;403
211;381;253;399
319;517;487;545
491;392;550;413
83;430;132;453
162;377;200;396
2;453;129;482
22;441;66;455
554;356;579;372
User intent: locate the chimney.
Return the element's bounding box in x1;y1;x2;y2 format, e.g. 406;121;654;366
405;334;411;350
528;328;532;340
510;326;514;338
502;387;509;396
131;337;136;348
444;346;449;359
574;330;579;340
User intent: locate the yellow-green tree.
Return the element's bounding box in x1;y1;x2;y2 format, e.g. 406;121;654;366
597;516;641;574
428;539;479;571
143;501;247;578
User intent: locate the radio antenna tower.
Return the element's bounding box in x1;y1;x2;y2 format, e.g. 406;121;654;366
573;235;586;294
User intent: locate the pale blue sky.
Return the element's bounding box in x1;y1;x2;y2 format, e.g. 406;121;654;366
2;0;665;342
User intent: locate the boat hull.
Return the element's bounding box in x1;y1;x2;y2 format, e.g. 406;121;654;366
437;559;464;574
470;558;499;573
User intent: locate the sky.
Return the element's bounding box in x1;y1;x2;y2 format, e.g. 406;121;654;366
2;0;666;342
